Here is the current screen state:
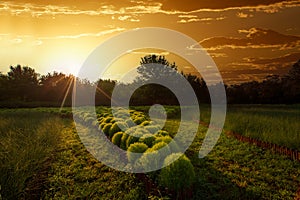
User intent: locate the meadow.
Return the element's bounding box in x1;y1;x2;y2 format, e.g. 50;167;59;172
0;105;299;199
197;104;300;151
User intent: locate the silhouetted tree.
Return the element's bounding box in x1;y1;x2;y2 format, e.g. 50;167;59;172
95;79;116;105
130;55;181;105
7;65;39;101
0;73;9;101
1;59;300;107
282;59;300;103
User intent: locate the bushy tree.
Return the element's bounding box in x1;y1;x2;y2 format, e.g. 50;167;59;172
159;153;195;192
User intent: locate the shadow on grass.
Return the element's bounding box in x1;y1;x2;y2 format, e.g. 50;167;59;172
190;156;260;200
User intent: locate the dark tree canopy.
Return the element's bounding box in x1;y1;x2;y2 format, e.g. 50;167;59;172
0;58;299;107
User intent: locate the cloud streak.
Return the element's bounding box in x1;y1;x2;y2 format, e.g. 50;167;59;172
198;28;300;50
39;28;125;40
1;0;299;19
177;16;226;24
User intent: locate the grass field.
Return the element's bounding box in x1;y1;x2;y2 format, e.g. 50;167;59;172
0;110;64;199
0;106;299;199
224;105;300;151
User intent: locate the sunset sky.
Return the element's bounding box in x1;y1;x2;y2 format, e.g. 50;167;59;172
1;0;300;84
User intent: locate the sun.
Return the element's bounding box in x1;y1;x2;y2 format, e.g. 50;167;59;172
63;60;81;76
54;56;83;76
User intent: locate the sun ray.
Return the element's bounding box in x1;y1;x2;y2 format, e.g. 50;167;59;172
60;75;74;111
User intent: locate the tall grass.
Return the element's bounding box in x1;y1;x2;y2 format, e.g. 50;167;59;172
0;110;64;199
224;105;300;150
161;104;299;150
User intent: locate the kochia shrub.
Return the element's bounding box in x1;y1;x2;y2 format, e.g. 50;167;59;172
126;134;141;150
102;113;110;117
144;125;160;134
125;119;135;127
113;110;129;118
112;132;124;147
139;134;156;147
137;151;160;172
102;123;112;136
151;141;170;152
109;122;128;138
140;121;150;126
157;130;169;136
120;133;129;150
154;136;180;152
103;117;113;123
133;117;145;125
99;122;106;129
127;142;148;164
84;116;94;125
148;141;171;166
92;120;99;127
153;136;172;145
126;127;149;149
159;153;195;191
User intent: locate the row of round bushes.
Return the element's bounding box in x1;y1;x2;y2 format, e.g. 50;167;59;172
77;108;196;194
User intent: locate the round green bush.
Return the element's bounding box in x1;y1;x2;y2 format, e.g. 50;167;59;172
103;117;113;123
92;120;99;127
151;141;170;151
153;136;180;152
120;133;130;150
133;117;145;125
102;113;110;117
157;130;169;136
112;132;124;147
83;112;92;119
109;122;128;138
126;127;150;149
127;142;148;163
152;141;171;158
99;122;106;129
140;121;150;126
125;119;135;127
145;142;172;167
126;134;141;149
153;136;172;144
139;134;156;147
159;153;195;191
102;123;112;136
114;110;129;118
98;116;104;121
136;151;159;172
144;125;160;134
84;116;94;124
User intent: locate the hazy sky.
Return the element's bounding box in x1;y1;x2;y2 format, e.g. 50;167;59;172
1;0;300;84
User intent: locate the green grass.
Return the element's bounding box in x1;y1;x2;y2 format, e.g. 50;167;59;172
0;110;64;199
174;120;300;199
1;106;299;199
43;121;146;200
161;104;300;150
223;105;300;150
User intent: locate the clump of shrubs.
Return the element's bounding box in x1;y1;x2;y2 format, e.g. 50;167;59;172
159;153;195;192
102;123;112;136
133;117;145;125
109;122;128;138
127;142;148;164
144;125;160;134
120;134;130;150
112;132;123;146
85;108;196;198
139;134;156;147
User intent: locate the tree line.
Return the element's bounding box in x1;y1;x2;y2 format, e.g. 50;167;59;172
0;55;299;107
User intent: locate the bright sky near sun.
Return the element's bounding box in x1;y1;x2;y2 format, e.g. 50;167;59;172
1;0;300;84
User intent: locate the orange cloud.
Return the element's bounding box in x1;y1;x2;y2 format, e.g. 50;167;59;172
199;28;300;50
